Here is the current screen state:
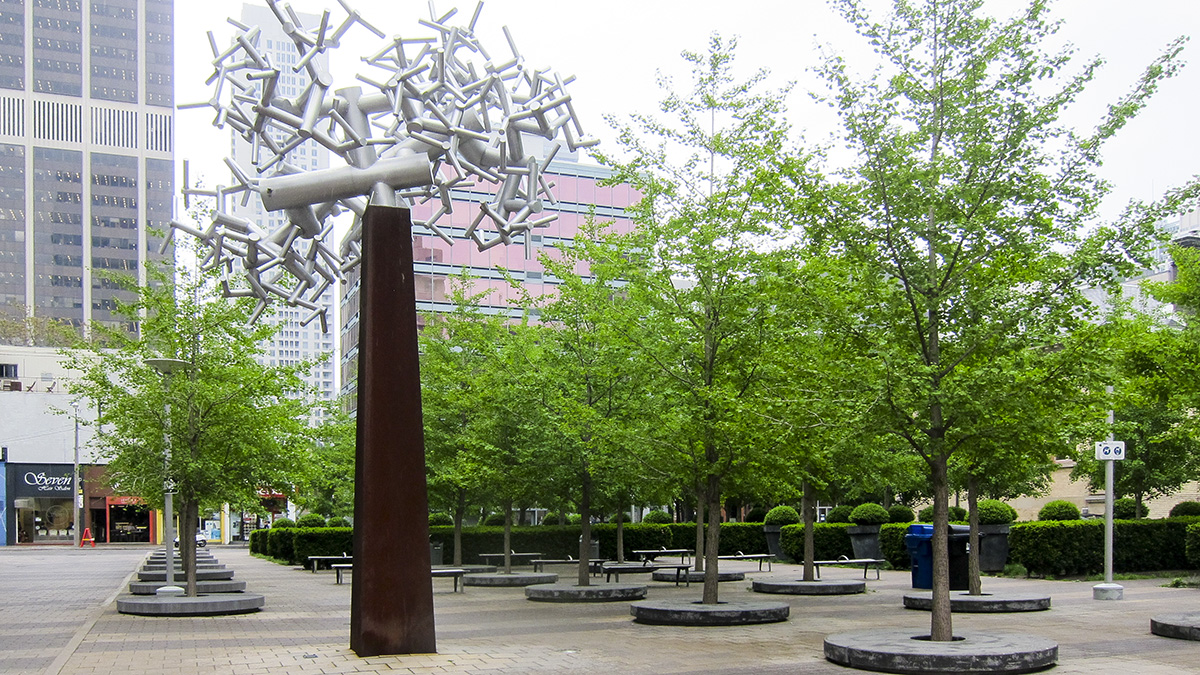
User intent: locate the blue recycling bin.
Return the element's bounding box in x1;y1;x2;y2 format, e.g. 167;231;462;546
905;524;934;589
905;523;971;590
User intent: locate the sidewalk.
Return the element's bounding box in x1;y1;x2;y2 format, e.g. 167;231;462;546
2;544;1198;674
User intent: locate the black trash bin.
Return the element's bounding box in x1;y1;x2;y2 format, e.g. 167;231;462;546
905;523;970;590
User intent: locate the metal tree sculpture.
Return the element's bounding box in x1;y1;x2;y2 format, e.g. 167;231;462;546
176;1;594;657
176;0;594;331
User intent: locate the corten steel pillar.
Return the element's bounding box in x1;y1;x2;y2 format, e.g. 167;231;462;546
351;204;437;656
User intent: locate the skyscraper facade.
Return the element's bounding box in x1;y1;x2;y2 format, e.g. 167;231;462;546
0;0;174;336
228;4;335;423
337;145;639;412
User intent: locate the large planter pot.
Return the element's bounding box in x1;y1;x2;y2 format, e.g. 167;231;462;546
847;524;882;560
763;524;784;561
977;523;1010;573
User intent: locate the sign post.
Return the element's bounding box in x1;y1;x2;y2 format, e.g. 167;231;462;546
1093;439;1125;601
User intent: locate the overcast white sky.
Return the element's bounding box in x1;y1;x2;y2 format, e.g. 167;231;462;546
173;1;1200;224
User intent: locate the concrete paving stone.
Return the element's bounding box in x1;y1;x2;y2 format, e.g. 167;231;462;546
6;545;1200;673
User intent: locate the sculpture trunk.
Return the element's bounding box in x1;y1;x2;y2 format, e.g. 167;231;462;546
351;204;436;657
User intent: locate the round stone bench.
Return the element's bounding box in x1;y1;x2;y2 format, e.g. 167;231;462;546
752;579;866;595
117;593;264;616
902;591;1051;612
525;582;647;602
1151;612;1200;640
462;572;558;587
129;580;247;595
137;569;234;582
652;570;744;584
630;599;789;626
824;628;1057;673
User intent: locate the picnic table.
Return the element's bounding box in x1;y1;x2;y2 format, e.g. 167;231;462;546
811;556;886;580
308;554;353;573
478;552;544;566
718;551;774;571
631;547;693;564
602;561;692;586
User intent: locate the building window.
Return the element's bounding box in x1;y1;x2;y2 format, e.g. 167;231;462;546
0;363;16;378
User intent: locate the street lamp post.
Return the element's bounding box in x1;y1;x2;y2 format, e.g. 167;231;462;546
146;358;189;588
72;402;80;547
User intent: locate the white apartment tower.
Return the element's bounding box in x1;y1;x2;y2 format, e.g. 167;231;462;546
228;4;335;422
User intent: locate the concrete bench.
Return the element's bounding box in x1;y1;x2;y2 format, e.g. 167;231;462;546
332;564;467;592
812;556;885;580
718;552;773;571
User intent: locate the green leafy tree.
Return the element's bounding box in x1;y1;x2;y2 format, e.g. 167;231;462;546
597;36;814;603
291;401;356;520
66;262;311;596
812;0;1186;640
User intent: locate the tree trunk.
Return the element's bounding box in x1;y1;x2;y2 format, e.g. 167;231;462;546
967;475;981;595
178;496;199;597
502;499;513;574
453;488;465;566
702;474;721;604
930;455;953;641
693;490;705;573
802;481;816;582
518;506;528;527
578;470;592;586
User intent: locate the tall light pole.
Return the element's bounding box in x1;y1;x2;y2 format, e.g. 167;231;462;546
1094;385;1125;601
146;358;189;587
72;402;80;547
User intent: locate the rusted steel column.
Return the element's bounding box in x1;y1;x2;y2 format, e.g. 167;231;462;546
351;204;436;656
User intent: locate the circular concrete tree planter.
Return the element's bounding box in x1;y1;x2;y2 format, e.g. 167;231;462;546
117;593;264;616
1151;612;1200;640
129;580;247;595
630;599;789;625
137;569;234;582
902;590;1051;612
525;583;647;602
752;579;865;595
977;524;1010;573
824;628;1057;673
653;570;744;584
847;525;882;560
462;572;558;587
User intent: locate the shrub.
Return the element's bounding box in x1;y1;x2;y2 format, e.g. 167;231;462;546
780;523;853;561
1171;501;1200;518
540;512;559;525
1113;498;1149;520
428;512;453;526
887;504;915;523
825;505;853;523
292;527;353;565
267;527;296;562
850;503;889;525
743;506;769;523
1187;523;1200;569
764;505;801;526
248;528;268;554
716;522;770;555
975;500;1018;525
918;505;967;522
1010;517;1200;576
326;516;351;528
271;517;295;528
566;514;582;525
609;512;631;523
296;513;327;528
642;510;674;524
1038;500;1081;521
880;523;911;569
482;513;506;526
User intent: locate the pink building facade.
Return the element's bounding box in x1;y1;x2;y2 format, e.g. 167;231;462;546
338;158;639;411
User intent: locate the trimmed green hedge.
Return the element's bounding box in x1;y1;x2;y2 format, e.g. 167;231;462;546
780;523;853;561
1010;517;1200;576
249;528;268;554
267;527;295;562
292;527;354;565
1187;523;1200;568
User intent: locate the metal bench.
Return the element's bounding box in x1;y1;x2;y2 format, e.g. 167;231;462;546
718;552;773;571
532;557;605;575
332;565;467;592
602;562;691;586
812;556;885;579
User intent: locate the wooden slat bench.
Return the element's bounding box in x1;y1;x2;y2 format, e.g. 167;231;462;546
718;552;774;571
812;556;885;580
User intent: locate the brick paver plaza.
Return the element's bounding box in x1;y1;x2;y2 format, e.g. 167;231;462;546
1;545;1198;674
